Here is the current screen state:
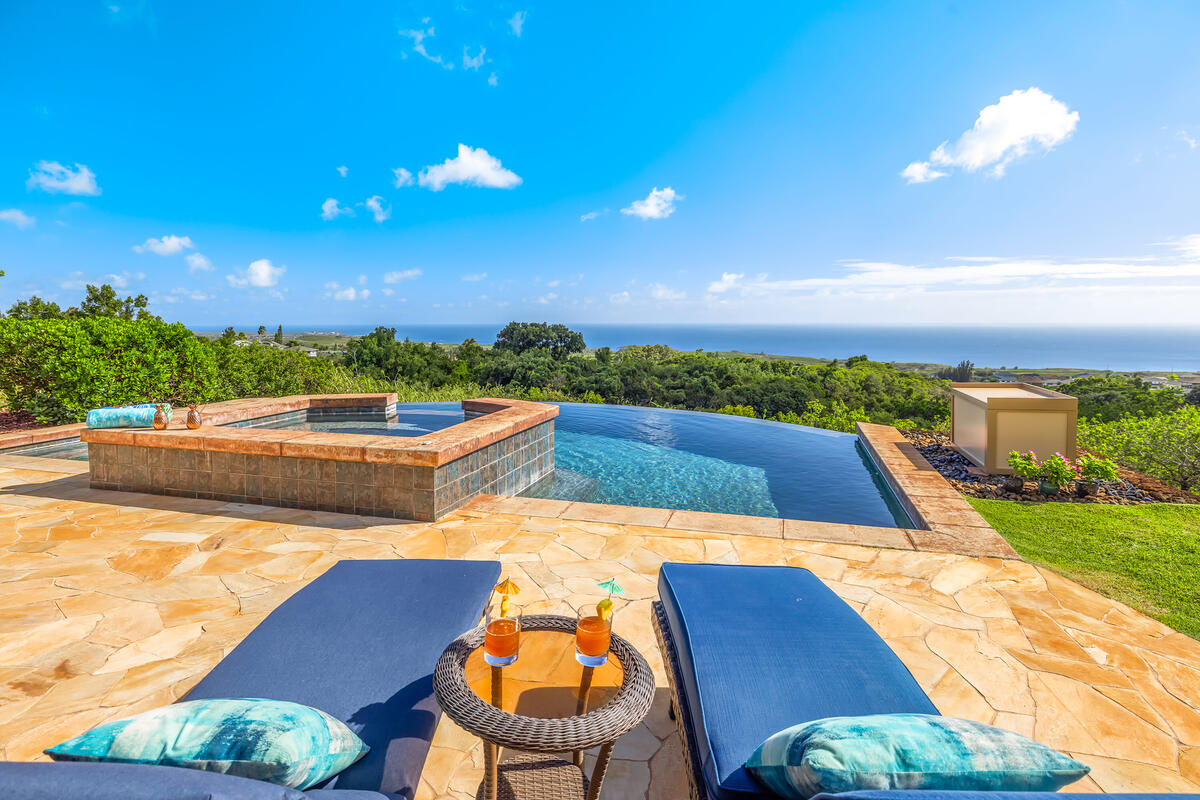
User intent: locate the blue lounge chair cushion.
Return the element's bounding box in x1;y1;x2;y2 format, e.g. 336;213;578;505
0;761;308;800
746;714;1089;799
45;698;369;790
184;559;500;798
657;563;939;800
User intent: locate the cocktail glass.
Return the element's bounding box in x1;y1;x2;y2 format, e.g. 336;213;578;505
575;603;613;667
484;604;521;667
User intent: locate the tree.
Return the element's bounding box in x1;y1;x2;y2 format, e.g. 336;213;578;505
936;360;974;382
6;296;65;319
274;325;284;344
1186;386;1200;407
493;322;585;360
1059;374;1183;421
258;325;266;336
72;284;153;320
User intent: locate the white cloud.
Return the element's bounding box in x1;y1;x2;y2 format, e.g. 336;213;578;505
609;291;630;304
392;167;414;188
707;272;744;293
546;279;561;288
1172;234;1200;260
462;272;487;282
418;144;521;191
707;252;1200;301
399;25;452;69
649;283;685;301
1179;130;1198;150
621;186;679;219
903;87;1079;183
900;161;948;184
0;209;35;229
357;274;367;286
27;161;101;195
535;292;558;304
382;288;395;296
166;288;213;302
364;195;391;223
580;208;607;222
488;72;498;87
463;46;485;70
337;165;349;177
227;258;285;288
691;244;1200;325
59;271;87;290
105;271;143;289
325;281;370;301
133;234;194;255
508;11;526;36
321;198;354;221
384;269;422;283
186;253;214;273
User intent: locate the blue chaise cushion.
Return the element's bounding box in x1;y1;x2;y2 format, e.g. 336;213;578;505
183;559;500;798
657;563;939;800
0;761;308;800
746;714;1090;799
46;698;369;790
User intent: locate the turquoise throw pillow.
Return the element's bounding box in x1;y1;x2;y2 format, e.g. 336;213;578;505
745;714;1089;800
45;698;368;790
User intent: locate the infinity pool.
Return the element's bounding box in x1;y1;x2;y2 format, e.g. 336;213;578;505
11;402;911;527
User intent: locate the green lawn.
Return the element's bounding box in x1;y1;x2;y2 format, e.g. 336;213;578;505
967;498;1200;639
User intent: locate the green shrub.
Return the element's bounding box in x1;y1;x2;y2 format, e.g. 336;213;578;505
1039;453;1077;489
1079;406;1200;491
774;399;870;433
1059;374;1183;421
1007;450;1040;478
206;341;345;400
0;318;219;424
1077;453;1120;482
716;404;756;417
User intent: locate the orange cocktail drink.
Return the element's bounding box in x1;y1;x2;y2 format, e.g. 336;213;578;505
575;607;613;667
576;616;611;656
484;606;521;667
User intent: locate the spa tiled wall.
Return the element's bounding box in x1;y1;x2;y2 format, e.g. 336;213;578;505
88;419;554;521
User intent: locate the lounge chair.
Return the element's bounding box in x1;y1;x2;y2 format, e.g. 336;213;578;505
0;558;501;800
653;562;940;800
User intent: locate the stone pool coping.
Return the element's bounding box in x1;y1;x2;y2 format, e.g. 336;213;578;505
71;395;557;468
856;422;1017;559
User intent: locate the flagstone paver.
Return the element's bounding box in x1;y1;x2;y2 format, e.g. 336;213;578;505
0;459;1198;796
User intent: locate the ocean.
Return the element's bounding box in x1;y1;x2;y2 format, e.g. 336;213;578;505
270;324;1200;373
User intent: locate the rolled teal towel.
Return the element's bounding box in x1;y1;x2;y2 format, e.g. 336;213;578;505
86;404;173;429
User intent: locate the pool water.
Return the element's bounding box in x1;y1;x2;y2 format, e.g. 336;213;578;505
522;403;911;527
251;407;467;437
10;402;911;527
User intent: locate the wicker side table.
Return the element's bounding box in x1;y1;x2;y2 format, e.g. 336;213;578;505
434;614;655;800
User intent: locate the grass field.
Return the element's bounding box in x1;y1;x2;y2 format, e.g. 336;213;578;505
968;498;1200;639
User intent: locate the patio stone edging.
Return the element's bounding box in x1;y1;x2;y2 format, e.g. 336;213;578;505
856;422;1018;559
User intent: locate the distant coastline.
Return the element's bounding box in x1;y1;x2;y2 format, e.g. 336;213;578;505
194;324;1200;374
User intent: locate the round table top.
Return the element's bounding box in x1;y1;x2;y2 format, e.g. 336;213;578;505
464;629;624;719
434;614;655;753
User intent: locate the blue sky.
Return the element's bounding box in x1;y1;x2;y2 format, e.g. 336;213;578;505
2;0;1199;327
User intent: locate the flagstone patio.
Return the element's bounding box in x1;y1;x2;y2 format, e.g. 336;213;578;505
1;457;1199;797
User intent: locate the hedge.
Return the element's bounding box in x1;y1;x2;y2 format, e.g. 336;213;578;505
0;318;220;424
